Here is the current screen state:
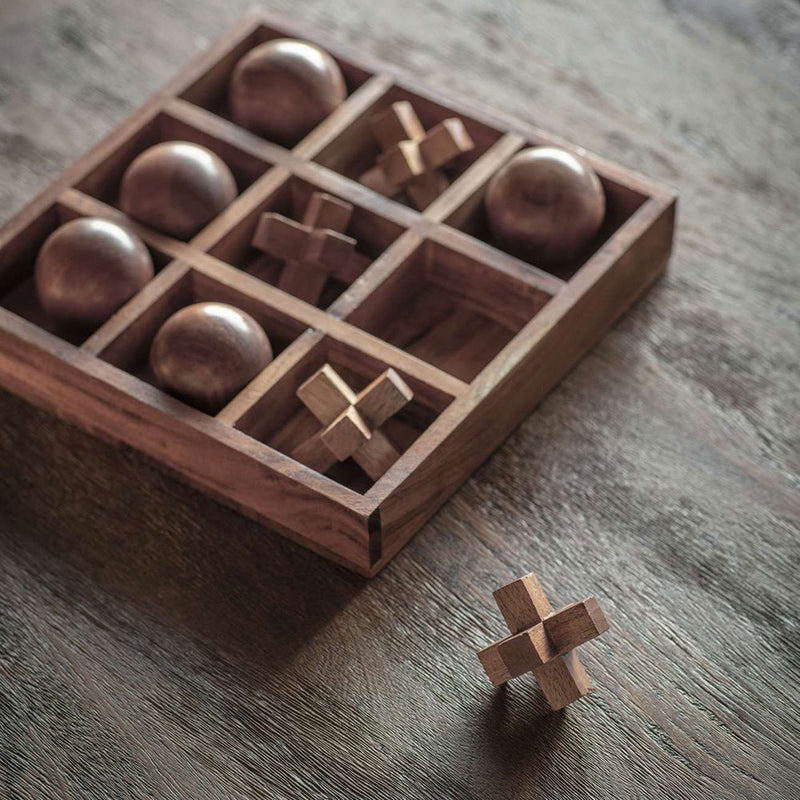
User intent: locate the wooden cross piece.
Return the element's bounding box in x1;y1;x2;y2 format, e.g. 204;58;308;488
478;572;609;710
251;191;371;305
290;364;413;481
359;101;474;210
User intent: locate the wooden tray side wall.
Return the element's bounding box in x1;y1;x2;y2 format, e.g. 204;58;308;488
372;199;676;569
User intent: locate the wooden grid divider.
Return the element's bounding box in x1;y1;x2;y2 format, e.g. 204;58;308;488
423;224;566;299
56;60;574;334
57;185;467;399
184;251;469;402
216;328;326;426
324;229;426;319
422;131;526;223
53;193;466;423
291;74;396;160
59;188;194;263
81;260;193;360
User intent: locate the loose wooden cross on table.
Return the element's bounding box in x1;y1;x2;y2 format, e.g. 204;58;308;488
359;101;475;209
290;364;413;481
251;191;371;305
478;572;609;710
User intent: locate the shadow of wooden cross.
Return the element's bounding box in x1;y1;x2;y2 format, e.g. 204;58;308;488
290;364;413;481
251;191;371;305
359;101;474;210
478;572;609;710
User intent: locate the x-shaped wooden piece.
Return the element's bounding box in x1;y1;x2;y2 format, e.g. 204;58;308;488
478;572;609;710
359;101;474;210
290;364;413;481
251;191;371;305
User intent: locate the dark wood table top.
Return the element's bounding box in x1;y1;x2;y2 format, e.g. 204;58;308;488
1;1;798;797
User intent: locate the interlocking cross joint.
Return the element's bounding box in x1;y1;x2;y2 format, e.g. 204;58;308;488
478;572;609;710
359;101;475;210
251;191;371;305
290;364;413;481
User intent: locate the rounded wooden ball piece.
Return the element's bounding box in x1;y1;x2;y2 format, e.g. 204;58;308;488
34;217;154;330
485;147;606;268
229;38;347;145
119;141;238;240
150;302;273;413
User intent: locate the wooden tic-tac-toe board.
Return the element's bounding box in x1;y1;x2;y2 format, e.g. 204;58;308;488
0;12;676;576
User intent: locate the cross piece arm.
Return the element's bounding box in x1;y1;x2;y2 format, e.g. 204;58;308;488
377;118;475;188
252;213;358;273
369;100;426;149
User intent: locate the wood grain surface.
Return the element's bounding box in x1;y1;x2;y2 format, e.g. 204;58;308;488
1;1;798;798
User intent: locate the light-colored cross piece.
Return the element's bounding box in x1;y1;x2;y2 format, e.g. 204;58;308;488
477;572;609;710
359;101;475;210
290;364;414;481
251;191;371;305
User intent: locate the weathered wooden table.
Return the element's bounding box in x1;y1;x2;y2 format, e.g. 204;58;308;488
1;1;798;797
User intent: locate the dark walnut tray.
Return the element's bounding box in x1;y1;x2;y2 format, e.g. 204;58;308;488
0;12;676;575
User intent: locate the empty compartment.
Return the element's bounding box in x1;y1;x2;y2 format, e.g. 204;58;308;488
0;202;171;346
314;84;504;210
207;173;405;309
75;111;271;239
179;24;372;141
233;335;454;494
95;267;309;412
445;142;650;279
345;239;554;382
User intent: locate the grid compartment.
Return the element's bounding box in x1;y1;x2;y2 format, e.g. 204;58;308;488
179;23;373;144
0;202;173;346
206;172;405;309
314;84;505;210
94;266;309;411
444;142;650;279
231;334;454;494
75;111;272;239
345;238;555;382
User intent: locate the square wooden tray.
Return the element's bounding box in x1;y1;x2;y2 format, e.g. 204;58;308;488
0;12;676;576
